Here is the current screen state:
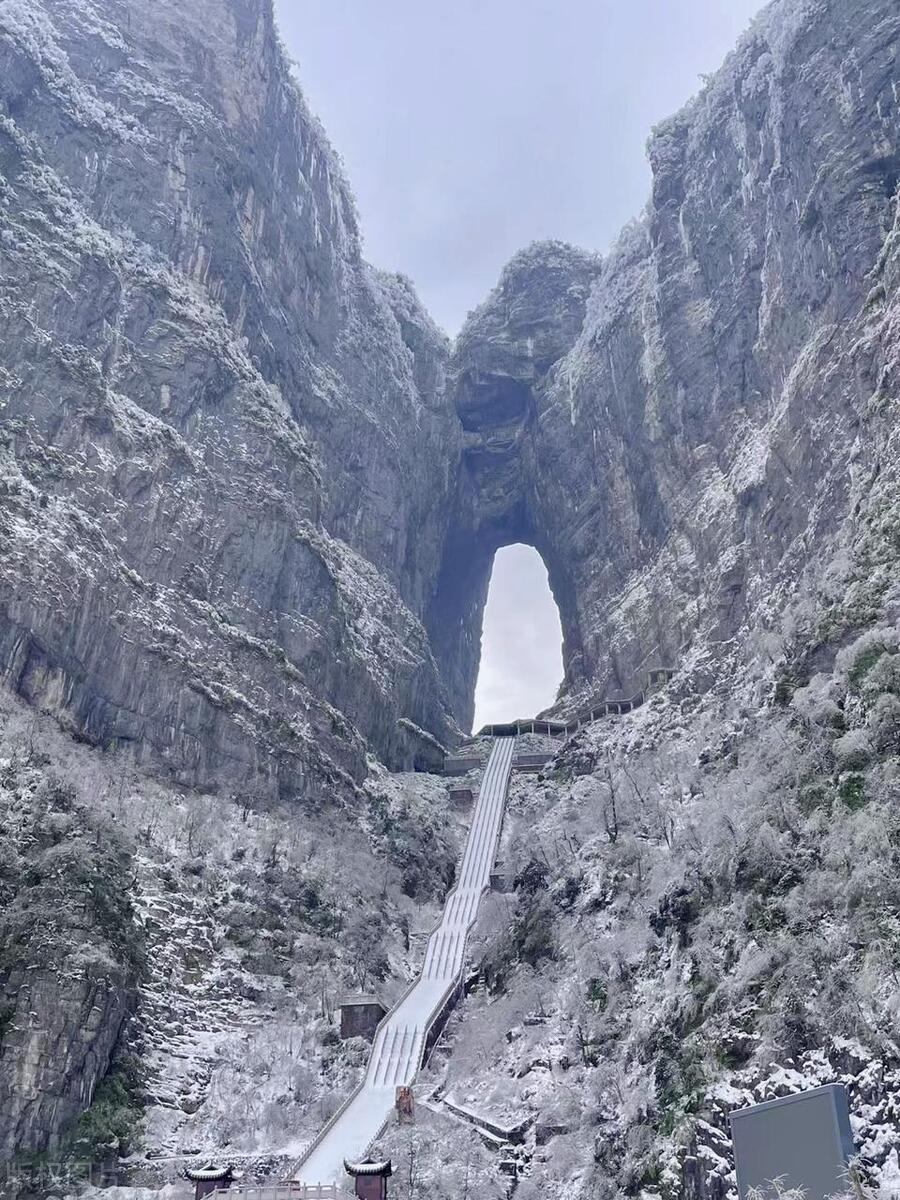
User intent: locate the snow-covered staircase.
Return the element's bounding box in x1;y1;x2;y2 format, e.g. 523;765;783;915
290;736;517;1185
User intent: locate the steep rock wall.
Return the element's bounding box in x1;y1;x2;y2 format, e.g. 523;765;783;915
0;765;143;1160
440;0;900;718
3;0;898;757
427;243;603;727
0;0;460;797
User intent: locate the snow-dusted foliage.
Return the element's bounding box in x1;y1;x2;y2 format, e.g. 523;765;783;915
383;606;900;1200
1;0;900;1194
0;692;465;1184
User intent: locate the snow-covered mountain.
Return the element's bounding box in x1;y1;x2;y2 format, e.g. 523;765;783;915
1;0;900;1196
0;0;462;804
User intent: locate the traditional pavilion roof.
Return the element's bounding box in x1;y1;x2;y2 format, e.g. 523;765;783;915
344;1158;393;1177
185;1164;234;1182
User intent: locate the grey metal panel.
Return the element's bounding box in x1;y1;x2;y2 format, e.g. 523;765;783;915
729;1084;855;1200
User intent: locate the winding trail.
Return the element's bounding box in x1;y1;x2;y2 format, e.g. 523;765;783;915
292;736;517;1185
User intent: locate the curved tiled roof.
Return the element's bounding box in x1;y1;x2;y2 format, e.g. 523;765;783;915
185;1165;234;1182
344;1159;393;1177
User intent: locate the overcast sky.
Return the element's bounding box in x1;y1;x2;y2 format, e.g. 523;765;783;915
274;0;765;726
473;544;564;726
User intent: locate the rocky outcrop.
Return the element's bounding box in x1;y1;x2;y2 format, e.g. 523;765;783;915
0;767;142;1159
0;0;460;800
0;959;134;1159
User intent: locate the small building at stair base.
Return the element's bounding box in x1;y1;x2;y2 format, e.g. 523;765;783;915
184;1164;233;1200
344;1158;393;1200
340;995;387;1041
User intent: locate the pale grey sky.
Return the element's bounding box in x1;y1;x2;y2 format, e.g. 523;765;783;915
474;545;564;727
273;0;765;724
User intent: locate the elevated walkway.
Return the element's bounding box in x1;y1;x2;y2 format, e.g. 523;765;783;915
475;667;675;740
290;736;517;1186
442;671;676;773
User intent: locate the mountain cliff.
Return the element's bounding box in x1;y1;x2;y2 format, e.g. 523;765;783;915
3;0;897;809
1;0;900;1193
444;0;900;721
0;0;460;807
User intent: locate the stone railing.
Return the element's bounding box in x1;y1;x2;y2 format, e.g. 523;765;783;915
442;670;676;773
443;749;560;775
440;1096;533;1144
472;667;675;741
210;1186;344;1200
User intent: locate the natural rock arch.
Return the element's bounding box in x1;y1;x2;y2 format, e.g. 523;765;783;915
426;244;602;731
2;0;893;789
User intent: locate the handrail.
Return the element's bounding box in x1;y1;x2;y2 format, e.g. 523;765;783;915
211;1186;343;1200
474;667;675;739
408;739;514;1071
288;737;516;1182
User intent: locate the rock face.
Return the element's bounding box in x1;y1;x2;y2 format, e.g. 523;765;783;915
0;765;142;1159
0;955;134;1159
437;0;900;717
0;0;461;801
2;0;900;1169
427;243;603;727
2;0;898;770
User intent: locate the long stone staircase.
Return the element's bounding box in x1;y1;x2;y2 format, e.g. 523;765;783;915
289;735;517;1186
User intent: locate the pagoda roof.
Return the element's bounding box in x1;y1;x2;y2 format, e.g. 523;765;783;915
185;1164;234;1182
344;1158;393;1177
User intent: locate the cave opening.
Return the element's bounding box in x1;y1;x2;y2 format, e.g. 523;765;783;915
472;543;564;730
